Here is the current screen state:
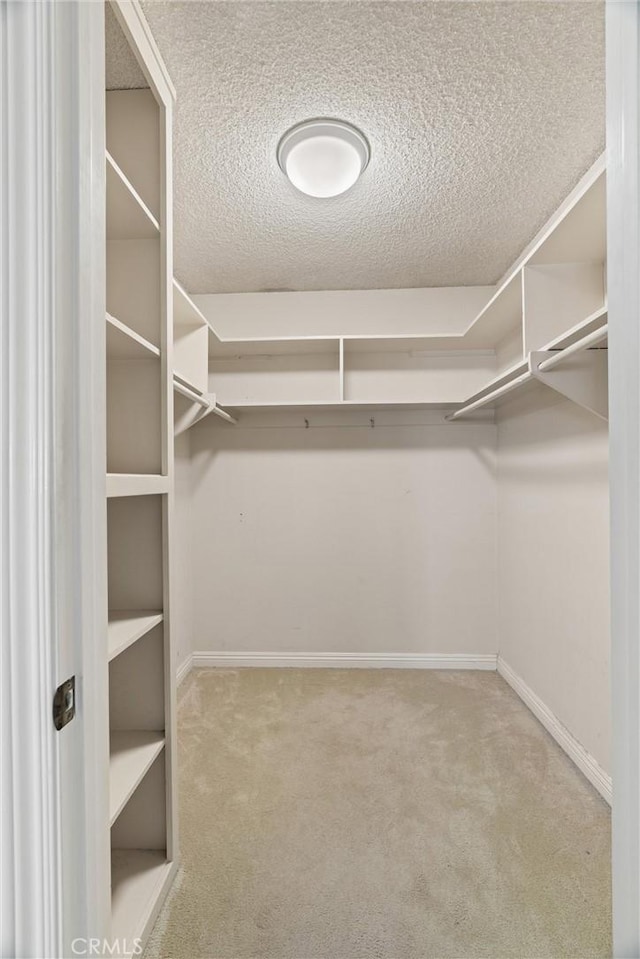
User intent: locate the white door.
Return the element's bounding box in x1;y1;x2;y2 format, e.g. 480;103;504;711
1;2;109;956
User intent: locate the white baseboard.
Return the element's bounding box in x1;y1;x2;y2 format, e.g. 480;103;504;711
497;656;612;805
176;653;193;686
189;650;498;670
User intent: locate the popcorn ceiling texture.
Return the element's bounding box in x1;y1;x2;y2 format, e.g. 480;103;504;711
105;3;146;90
110;1;605;294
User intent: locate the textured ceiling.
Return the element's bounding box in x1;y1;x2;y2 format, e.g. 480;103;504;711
105;3;146;89
110;1;605;294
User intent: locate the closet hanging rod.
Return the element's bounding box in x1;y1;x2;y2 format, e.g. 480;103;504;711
173;379;210;408
536;324;608;373
447;370;532;421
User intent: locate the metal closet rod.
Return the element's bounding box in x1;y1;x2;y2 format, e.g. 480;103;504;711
448;371;532;421
449;322;609;421
536;323;609;372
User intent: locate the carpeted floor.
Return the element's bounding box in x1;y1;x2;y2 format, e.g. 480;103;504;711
144;668;611;959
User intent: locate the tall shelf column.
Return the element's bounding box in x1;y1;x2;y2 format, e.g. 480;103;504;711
104;1;178;951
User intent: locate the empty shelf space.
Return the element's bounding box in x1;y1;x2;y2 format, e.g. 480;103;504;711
107;314;160;360
111;849;174;948
107;151;160;241
109;731;165;826
106;474;170;498
108;611;163;662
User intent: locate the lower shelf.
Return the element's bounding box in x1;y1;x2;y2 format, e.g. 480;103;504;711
109;731;165;825
111;849;174;950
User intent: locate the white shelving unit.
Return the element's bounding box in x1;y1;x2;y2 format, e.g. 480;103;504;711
104;2;177;953
171;281;238;433
164;153;605;426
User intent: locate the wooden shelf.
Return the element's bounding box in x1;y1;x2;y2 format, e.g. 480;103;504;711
108;611;163;662
107;313;160;359
106;474;169;498
111;849;175;949
109;731;165;825
106;151;160;241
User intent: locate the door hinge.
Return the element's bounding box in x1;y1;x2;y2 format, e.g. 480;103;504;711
53;676;76;731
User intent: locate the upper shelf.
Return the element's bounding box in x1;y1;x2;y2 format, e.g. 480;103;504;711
106;151;160;242
174;279;208;330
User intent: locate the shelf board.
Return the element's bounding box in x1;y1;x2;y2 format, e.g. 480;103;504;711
107;151;160;241
106;474;169;498
173;278;208;329
218;399;455;413
108;610;163;662
109;731;165;826
107;313;160;360
464;272;522;349
210;336;340;358
111;849;175;951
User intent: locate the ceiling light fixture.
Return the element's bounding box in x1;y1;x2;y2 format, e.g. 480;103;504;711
277;119;370;198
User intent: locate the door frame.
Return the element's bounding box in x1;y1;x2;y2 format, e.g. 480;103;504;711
0;1;108;955
1;0;639;956
607;1;640;955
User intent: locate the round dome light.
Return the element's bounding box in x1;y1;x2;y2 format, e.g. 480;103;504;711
277;119;370;198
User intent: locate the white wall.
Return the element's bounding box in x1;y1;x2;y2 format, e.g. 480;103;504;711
497;388;610;773
173;430;194;674
188;412;498;656
176;389;610;780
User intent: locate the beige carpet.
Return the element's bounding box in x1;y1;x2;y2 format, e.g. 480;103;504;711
145;668;611;959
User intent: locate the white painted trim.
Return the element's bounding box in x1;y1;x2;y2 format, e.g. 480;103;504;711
176;654;194;686
607;1;640;953
109;0;176;103
497;658;612;805
1;1;109;953
191;651;498;670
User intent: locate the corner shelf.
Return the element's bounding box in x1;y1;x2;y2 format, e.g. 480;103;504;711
108;611;163;662
106;151;160;241
109;731;165;826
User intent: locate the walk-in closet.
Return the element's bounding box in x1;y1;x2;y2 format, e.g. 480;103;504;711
97;1;612;955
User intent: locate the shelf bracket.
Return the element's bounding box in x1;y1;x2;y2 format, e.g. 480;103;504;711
529;349;608;420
